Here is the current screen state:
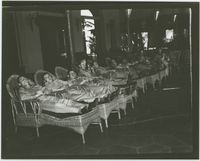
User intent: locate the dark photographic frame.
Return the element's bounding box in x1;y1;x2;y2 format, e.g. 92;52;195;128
2;1;199;159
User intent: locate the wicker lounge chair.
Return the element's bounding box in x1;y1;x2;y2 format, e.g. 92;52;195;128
6;75;43;137
40;106;103;144
8;74;103;144
159;67;169;81
55;66;69;81
117;83;137;116
145;72;160;89
97;91;121;128
35;70;104;143
136;77;146;93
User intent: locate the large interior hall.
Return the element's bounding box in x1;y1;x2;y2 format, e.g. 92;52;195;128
2;2;199;159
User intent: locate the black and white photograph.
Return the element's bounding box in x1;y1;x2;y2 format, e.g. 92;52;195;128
1;1;199;159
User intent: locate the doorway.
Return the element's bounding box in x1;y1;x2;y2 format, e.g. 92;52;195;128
36;15;70;73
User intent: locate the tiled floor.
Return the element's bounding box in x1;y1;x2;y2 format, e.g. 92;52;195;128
2;70;196;159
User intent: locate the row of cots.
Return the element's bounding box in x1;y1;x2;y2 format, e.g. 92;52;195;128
8;67;169;144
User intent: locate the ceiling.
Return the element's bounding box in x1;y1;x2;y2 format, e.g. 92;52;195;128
120;8;190;32
129;8;189;20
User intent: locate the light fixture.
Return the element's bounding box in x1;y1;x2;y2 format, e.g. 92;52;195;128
126;9;132;18
155;10;159;21
173;14;177;22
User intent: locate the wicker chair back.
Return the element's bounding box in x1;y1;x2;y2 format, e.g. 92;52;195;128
34;70;55;86
55;66;68;80
6;75;21;101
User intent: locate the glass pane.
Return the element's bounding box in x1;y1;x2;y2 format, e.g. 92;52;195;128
141;32;148;49
81;10;93;17
166;29;174;42
83;19;95;55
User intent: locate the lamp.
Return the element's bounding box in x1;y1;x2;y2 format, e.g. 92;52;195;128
155;10;159;21
173;14;177;22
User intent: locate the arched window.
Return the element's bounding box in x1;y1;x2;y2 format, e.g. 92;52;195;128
81;10;93;17
81;10;96;55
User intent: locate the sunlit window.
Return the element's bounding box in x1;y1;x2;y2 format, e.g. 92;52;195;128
81;10;96;55
166;29;174;42
141;32;148;49
83;19;95;55
81;10;93;17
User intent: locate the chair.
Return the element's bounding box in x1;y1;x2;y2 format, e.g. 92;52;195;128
136;77;146;93
130;84;138;102
117;83;137;116
10;74;103;144
6;75;43;137
39;106;103;144
55;66;69;81
159;67;168;85
34;70;104;143
145;72;160;90
97;90;121;128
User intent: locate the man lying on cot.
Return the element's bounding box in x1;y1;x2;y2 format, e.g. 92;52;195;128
17;76;89;114
41;72;96;103
41;71;117;103
67;70;118;100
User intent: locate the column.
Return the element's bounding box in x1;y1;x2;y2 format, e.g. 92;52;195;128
65;10;75;69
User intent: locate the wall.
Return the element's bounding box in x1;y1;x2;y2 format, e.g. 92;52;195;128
71;10;85;53
13;10;122;72
102;10;121;52
3;12;20;77
15;12;44;73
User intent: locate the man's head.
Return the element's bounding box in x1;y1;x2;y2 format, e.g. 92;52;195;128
79;59;87;70
18;76;32;89
93;61;99;68
111;59;117;67
69;70;77;80
43;73;54;85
